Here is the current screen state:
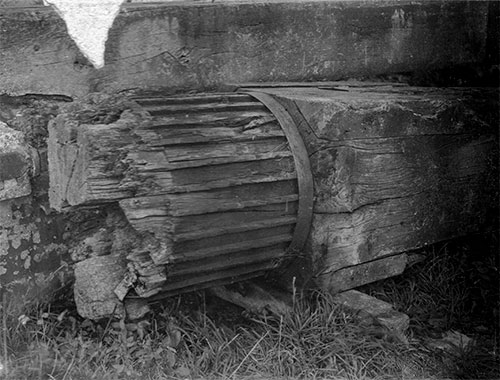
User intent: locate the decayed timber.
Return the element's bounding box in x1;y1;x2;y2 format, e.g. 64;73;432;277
0;1;496;97
49;93;311;313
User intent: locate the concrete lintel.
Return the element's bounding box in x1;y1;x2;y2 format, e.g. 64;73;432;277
0;1;492;96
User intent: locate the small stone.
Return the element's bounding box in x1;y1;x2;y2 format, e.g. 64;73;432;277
175;366;191;378
0;152;27;182
124;297;150;321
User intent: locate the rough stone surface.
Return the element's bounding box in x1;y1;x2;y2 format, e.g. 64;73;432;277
0;0;497;315
0;123;32;200
0;105;73;309
0;196;69;300
74;254;126;320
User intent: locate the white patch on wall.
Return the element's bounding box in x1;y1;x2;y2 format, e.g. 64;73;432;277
43;0;126;69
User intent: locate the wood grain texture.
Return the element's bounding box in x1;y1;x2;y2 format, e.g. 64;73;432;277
258;87;499;211
0;1;491;96
309;178;497;276
244;86;498;290
323;254;408;294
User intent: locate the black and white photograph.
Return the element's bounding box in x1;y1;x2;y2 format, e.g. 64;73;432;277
0;1;498;379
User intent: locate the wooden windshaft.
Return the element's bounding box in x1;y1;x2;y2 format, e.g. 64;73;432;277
47;85;499;321
49;92;313;299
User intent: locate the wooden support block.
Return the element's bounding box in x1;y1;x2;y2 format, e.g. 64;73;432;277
248;86;498;289
124;298;150;321
319;254;408;294
333;289;410;344
210;281;293;316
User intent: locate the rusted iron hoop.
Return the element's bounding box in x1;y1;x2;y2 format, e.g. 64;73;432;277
245;91;313;253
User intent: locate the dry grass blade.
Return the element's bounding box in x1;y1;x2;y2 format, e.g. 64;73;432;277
228;331;269;379
2;293;8;378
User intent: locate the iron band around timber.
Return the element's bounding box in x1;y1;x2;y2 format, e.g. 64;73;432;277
243;91;313;254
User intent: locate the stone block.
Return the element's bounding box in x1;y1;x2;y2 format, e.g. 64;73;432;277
0;122;33;200
74;254;127;320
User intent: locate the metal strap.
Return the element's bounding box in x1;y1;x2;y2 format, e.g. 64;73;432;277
245;91;314;253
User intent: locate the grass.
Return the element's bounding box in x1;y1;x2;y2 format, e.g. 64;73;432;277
361;233;499;380
176;293;435;380
1;292;434;380
0;233;498;380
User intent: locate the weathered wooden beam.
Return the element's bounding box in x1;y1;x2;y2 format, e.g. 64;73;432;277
0;1;493;97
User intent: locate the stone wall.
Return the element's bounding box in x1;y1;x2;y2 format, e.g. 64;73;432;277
0;114;70;306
